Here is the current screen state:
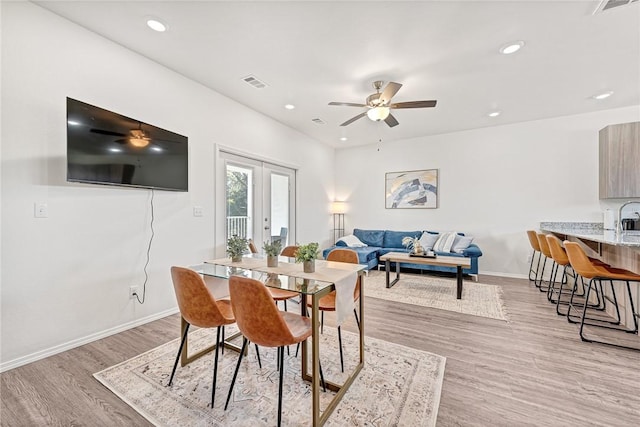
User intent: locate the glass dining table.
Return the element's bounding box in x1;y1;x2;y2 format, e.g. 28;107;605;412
189;254;366;426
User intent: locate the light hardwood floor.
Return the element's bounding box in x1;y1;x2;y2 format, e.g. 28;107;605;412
1;274;639;426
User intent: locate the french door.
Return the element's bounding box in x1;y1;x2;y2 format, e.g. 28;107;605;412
218;151;296;253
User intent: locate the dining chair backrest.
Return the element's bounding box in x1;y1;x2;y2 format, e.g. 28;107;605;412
170;266;233;328
545;235;569;266
563;242;600;280
527;230;541;252
248;239;258;254
228;276;295;347
280;245;298;257
326;248;360;300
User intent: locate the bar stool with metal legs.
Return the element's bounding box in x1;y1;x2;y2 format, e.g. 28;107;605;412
526;230;543;284
535;232;555;293
564;241;640;351
545;235;604;316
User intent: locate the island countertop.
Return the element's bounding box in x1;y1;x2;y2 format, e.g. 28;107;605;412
540;222;640;248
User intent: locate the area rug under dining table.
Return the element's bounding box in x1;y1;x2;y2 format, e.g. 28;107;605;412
94;324;446;426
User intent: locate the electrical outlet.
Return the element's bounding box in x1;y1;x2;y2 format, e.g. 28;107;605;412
34;202;48;218
193;206;204;217
129;286;139;300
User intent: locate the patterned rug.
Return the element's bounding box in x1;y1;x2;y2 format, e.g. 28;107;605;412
94;325;446;426
365;270;508;321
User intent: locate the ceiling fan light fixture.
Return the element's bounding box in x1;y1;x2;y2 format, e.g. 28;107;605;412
130;137;150;148
367;106;390;122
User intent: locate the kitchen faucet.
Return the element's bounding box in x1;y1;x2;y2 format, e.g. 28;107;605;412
616;201;640;234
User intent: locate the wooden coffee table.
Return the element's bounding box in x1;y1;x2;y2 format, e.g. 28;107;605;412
379;251;471;299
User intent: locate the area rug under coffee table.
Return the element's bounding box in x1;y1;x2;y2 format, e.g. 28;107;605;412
365;270;509;321
94;325;446;426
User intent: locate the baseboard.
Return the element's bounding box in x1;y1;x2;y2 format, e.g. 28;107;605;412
0;307;180;373
481;271;529;280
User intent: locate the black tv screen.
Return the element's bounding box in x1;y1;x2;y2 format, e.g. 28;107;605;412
66;98;188;191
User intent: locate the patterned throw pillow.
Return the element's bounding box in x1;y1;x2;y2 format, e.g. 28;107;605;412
451;235;474;253
433;232;457;252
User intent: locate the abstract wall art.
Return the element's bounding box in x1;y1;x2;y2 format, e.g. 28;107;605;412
385;169;439;209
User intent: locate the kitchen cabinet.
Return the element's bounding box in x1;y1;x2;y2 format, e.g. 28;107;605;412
599;121;640;199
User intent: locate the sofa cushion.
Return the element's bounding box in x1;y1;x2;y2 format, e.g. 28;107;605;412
451;235;474;253
353;229;385;247
419;231;439;250
337;234;367;247
383;230;422;249
433;232;457;252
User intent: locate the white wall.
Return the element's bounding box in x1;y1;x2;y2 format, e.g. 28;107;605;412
0;3;335;370
335;106;640;277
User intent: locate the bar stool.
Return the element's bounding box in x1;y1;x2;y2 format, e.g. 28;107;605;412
536;232;555;293
545;235;604;316
564;242;640;351
526;230;542;284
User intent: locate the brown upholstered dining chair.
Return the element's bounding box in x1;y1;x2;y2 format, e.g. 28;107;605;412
268;246;299;312
306;248;360;372
280;245;298;258
248;239;258;254
168;266;236;408
224;276;313;426
563;241;640;351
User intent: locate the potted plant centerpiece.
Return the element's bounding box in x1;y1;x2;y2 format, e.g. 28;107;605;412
263;239;283;267
402;236;423;255
295;242;319;273
227;235;248;262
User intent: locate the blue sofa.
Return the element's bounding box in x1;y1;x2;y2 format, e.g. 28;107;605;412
322;228;482;276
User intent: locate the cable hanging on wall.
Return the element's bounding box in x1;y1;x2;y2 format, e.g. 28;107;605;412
134;188;155;304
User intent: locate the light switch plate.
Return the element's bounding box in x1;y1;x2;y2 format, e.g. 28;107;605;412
193;206;204;217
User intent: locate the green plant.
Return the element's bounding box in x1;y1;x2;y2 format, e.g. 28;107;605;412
226;235;248;259
262;239;283;257
294;242;319;263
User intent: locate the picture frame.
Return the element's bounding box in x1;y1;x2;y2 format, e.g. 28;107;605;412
385;169;438;209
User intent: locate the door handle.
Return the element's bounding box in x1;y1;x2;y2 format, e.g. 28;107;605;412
264;226;270;230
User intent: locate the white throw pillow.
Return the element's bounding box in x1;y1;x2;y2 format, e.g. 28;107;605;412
419;232;439;250
451;235;474;254
433;232;457;252
337;234;368;248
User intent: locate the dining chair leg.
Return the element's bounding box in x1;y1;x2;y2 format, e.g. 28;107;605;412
221;326;225;354
321;311;324;334
225;337;248;410
338;326;344;373
168;322;190;386
284;300;288;312
211;326;221;408
277;345;285;427
354;308;360;331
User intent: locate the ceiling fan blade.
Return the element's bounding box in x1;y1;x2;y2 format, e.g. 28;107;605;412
340;112;367;126
90;128;128;137
390;100;437;109
379;82;403;105
384;113;399;128
329;102;367;107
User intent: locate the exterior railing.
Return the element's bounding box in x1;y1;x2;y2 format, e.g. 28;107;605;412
227;216;249;239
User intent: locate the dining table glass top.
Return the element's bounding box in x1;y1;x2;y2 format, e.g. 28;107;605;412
192;254;364;296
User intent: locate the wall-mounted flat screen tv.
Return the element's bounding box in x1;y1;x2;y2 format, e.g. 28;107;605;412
67;98;188;191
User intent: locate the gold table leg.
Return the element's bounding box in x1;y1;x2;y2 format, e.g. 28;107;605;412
179;316;244;367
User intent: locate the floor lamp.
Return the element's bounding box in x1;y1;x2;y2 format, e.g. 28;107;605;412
331;201;346;243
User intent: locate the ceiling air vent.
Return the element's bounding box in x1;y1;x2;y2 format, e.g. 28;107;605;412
311;118;326;125
242;75;268;89
593;0;638;14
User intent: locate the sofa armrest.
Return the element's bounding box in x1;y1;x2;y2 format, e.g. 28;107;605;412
462;243;482;258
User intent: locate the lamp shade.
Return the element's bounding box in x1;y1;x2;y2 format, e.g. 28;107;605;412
366;106;390;122
331;201;346;214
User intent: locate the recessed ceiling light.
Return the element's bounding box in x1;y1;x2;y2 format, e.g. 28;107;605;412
488;111;502;117
151;146;163;152
340;137;348;141
499;41;525;55
67;120;81;126
146;19;166;32
284;104;295;110
109;147;122;153
592;91;613;100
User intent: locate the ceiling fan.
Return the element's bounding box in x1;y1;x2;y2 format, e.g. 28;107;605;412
329;80;437;127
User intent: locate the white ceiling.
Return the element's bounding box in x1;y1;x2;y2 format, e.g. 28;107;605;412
34;0;640;148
